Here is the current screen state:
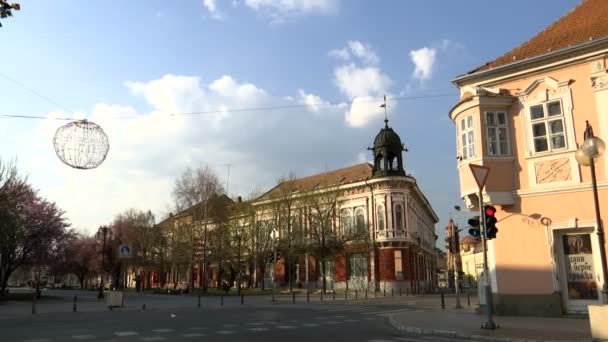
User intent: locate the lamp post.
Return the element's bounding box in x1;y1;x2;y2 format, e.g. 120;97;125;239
575;120;608;304
236;232;242;296
96;226;112;299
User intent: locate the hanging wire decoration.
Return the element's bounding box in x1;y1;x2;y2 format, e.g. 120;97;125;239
53;119;110;169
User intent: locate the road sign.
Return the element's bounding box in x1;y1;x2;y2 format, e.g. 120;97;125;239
469;164;490;190
118;244;132;259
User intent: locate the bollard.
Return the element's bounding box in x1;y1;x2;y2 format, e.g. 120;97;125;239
383;288;386;297
142;303;146;311
344;290;347;300
391;288;394;297
355;290;358;299
332;291;335;300
441;291;445;309
399;288;402;296
198;293;201;308
32;292;36;315
320;291;323;301
221;295;224;307
467;291;470;307
241;294;244;305
73;296;77;312
307;290;309;302
365;290;368;299
292;292;295;304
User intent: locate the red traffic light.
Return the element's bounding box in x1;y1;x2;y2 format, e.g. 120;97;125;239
485;205;496;217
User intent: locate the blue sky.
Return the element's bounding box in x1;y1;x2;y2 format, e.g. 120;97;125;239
1;0;581;245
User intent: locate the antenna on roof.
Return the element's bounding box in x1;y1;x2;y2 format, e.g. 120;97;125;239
225;163;231;196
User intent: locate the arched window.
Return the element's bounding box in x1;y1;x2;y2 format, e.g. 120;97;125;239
376;154;384;170
377;204;385;231
394;204;404;231
341;209;353;236
354;207;365;233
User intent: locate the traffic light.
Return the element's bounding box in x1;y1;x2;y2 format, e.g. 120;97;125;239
484;205;498;239
468;216;481;238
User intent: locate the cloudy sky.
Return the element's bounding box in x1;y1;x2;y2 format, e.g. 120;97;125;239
1;0;580;245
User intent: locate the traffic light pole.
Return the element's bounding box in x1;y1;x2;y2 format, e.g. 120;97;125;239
479;190;497;329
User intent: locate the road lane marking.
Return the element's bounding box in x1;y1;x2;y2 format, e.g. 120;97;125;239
113;331;138;336
151;329;174;333
216;330;236;334
141;337;166;341
248;327;270;332
72;335;95;340
181;333;206;338
188;327;207;330
276;325;296;329
301;323;320;327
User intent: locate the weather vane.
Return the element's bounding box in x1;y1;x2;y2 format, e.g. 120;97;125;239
380;94;389;127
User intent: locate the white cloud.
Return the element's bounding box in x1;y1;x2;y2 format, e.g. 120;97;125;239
298;89;330;113
244;0;339;22
328;48;350;60
328;40;378;65
410;47;436;81
347;41;378;65
334;63;392;99
203;0;223;19
344;96;387;128
6;73;386;234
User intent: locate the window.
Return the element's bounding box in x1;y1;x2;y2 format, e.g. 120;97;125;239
394;204;404;231
341;209;353;236
377;204;385;231
485;112;509;156
349;253;368;279
529;100;567;153
354;207;366;233
459;115;475;160
394;250;403;280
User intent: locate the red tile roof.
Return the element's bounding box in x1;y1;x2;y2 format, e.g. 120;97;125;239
258;163;373;200
470;0;608;74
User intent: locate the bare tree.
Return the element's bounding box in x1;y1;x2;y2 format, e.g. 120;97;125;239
172;166;224;292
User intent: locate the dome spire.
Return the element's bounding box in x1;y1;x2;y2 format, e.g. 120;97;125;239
380;94;389;128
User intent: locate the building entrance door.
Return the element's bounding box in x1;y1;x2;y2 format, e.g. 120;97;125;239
556;230;600;313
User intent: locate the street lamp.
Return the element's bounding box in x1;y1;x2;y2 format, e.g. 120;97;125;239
236;232;242;296
96;226;113;299
575;120;608;304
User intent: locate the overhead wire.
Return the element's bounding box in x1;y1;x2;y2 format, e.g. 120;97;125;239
0;71;458;121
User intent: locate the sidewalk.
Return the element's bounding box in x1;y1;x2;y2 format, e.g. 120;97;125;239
388;307;592;342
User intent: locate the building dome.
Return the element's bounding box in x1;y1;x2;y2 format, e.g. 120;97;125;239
369;119;406;178
373;124;403;149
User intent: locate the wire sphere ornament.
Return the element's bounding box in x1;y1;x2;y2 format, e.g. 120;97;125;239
53;119;110;169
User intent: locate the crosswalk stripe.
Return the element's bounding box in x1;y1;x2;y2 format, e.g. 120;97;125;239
114;331;138;337
249;327;270;332
141;337;166;341
181;333;206;338
151;329;174;333
361;308;414;315
71;335;95;340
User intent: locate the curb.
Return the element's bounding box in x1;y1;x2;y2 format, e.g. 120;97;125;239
386;315;590;342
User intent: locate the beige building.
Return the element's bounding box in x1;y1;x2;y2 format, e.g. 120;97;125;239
459;236;483;288
450;0;608;315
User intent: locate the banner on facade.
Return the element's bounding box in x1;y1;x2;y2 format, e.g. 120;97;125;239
563;234;598;300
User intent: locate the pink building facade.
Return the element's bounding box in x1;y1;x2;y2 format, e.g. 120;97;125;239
450;0;608;315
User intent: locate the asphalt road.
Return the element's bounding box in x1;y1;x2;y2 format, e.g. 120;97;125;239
0;299;475;342
1;289;478;342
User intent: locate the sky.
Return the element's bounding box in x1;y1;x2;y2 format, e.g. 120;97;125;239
1;0;582;247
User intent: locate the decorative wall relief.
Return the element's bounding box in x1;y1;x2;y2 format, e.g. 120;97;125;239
535;158;571;184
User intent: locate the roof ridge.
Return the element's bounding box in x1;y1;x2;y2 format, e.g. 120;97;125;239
464;0;606;76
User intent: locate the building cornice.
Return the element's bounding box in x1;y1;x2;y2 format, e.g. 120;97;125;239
452;37;608;87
